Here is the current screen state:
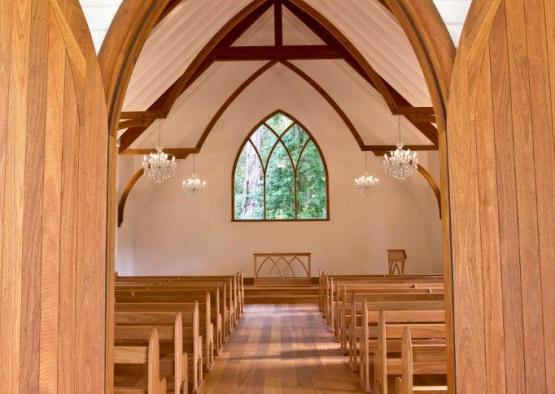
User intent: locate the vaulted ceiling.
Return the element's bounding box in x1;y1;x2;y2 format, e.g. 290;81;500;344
81;0;471;51
101;0;460;159
95;0;456;226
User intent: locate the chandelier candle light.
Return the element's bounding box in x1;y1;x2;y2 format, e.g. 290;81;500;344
182;155;207;196
142;120;177;184
383;116;418;181
354;152;379;193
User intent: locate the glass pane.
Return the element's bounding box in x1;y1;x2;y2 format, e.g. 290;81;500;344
265;142;295;220
249;124;277;168
281;124;309;167
265;112;293;135
234;142;264;220
297;141;327;219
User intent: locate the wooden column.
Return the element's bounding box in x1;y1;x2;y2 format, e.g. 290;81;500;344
448;0;554;392
0;1;108;392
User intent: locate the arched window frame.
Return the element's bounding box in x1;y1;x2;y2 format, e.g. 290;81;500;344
232;110;330;222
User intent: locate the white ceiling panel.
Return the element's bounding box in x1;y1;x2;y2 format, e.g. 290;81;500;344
122;0;253;111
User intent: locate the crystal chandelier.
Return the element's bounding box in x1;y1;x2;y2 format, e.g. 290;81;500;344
354;152;379;193
142;120;176;184
182;155;207;197
383;116;418;181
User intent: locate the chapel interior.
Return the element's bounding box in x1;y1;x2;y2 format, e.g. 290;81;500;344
1;0;553;393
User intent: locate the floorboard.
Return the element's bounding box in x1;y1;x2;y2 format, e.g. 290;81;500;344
202;304;365;394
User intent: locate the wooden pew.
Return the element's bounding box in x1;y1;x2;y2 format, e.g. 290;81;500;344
360;302;445;393
394;328;448;394
322;275;444;326
115;283;228;332
329;276;444;325
338;285;443;352
115;273;244;320
334;283;443;338
116;286;224;352
114;328;167;394
115;312;187;394
374;318;447;394
116;303;203;393
116;291;215;370
348;293;444;371
116;278;238;334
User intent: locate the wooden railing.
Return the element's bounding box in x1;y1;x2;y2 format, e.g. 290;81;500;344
253;253;311;285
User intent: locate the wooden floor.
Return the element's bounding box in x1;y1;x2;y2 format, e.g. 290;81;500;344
202;304;365;394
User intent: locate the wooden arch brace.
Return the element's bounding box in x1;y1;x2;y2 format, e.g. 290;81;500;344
117;0;438;152
101;0;455;391
118;60;440;226
118;168;144;227
417;164;441;218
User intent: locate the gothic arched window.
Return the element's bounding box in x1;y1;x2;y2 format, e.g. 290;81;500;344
233;111;329;221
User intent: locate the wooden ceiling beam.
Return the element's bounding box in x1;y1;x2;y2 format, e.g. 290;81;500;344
215;45;343;61
283;0;398;109
275;0;283;47
118;0;273;152
281;60;365;147
119;0;438;152
393;106;436;123
119;148;198;159
363;144;438;154
119;110;167;120
284;0;438;145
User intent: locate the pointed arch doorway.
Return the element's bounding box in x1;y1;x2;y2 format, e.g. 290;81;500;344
1;0;554;392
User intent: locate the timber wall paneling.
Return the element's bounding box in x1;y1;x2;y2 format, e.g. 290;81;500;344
448;0;554;392
0;0;108;392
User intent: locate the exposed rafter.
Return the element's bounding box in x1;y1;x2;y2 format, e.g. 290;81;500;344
118;110;167;130
117;61;438;227
120;148;197;159
282;0;438;145
118;0;438;152
366;145;438;154
118;0;274;152
215;45;343;60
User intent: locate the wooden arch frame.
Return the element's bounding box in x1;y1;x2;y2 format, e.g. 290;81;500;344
231;109;330;222
114;0;440;152
116;59;440;226
99;0;456;391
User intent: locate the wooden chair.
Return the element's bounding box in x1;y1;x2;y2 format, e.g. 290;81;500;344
388;249;407;275
114;328;167;394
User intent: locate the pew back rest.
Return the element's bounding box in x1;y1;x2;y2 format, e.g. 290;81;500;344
114;328;161;394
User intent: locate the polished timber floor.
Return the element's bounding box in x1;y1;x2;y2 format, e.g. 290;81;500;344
202;304;365;394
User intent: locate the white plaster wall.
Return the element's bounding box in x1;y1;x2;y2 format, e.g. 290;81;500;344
116;156;135;275
117;65;443;276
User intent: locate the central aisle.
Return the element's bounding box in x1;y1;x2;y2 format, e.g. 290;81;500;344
202;304;365;394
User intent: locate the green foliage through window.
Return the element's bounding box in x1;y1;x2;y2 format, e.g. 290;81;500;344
233;112;328;221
